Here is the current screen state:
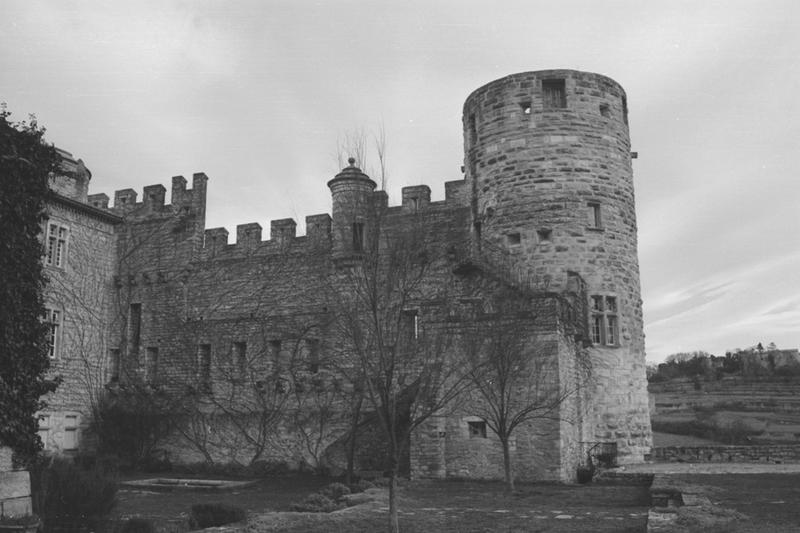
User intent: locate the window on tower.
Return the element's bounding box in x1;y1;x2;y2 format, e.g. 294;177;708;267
590;295;619;347
352;222;364;252
542;79;566;109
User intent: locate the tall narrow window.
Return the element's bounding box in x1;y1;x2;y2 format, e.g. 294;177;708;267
352;222;364;252
588;202;602;229
468;114;477;146
269;339;282;368
198;344;212;393
590;295;619;346
109;348;120;381
542;79;566;109
622;95;629;125
45;308;61;358
129;303;142;353
145;347;159;383
306;339;320;373
46;223;69;267
233;342;247;380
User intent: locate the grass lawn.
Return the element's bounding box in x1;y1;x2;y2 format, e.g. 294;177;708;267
670;474;800;533
114;475;650;532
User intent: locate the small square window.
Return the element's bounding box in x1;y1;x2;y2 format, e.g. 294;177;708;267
542;79;566;109
536;228;552;242
599;104;610;118
520;102;532;115
468;420;487;438
507;233;521;246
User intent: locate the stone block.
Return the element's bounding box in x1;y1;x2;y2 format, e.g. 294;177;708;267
0;471;31;499
0;446;12;470
0;496;32;516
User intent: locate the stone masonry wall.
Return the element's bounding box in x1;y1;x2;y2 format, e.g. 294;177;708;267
654;445;800;463
0;446;33;516
41;196;119;453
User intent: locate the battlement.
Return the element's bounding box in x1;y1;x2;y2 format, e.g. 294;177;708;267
106;173;208;215
197;177;468;259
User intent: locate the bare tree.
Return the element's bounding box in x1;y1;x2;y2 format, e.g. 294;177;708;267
324;213;472;533
459;296;587;491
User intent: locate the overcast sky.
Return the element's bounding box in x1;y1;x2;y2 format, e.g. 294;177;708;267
2;0;798;363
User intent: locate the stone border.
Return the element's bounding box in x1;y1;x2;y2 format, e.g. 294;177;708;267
120;478;259;492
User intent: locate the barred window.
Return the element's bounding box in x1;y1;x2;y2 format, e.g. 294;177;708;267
590;295;618;346
542;79;566;109
46;223;69;267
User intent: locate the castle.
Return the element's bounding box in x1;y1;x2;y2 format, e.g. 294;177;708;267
39;70;651;482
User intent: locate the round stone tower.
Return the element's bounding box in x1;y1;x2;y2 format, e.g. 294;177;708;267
327;157;376;259
463;70;651;462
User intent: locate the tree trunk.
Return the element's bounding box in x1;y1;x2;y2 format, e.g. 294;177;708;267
388;465;400;533
345;396;362;485
501;437;514;492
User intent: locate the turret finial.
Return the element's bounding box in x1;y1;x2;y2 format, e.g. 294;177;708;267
348;157;356;166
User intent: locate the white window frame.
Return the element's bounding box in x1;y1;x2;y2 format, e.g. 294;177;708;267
590;295;619;347
46;222;69;268
45;307;62;358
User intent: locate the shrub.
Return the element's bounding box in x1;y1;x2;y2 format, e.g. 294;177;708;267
319;482;351;501
349;479;375;493
246;459;290;477
119;518;156;533
33;457;117;532
189;503;246;529
289;493;342;513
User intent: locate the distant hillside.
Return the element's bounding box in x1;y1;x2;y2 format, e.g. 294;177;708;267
649;376;800;446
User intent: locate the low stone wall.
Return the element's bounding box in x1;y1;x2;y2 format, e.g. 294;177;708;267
0;446;33;516
654;444;800;463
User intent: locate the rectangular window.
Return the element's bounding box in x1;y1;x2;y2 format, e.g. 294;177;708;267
129;303;142;353
45;308;61;358
542;79;566;109
588;202;602;229
352;222;364;252
401;310;419;340
109;348;120;381
306;339;320;373
63;415;79;451
590;295;619;346
233;342;247;379
468;420;487;438
46;223;69;267
269;339;282;364
145;347;159;383
198;344;211;393
591;315;603;345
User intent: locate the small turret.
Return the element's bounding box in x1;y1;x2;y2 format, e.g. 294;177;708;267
327;158;376;259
